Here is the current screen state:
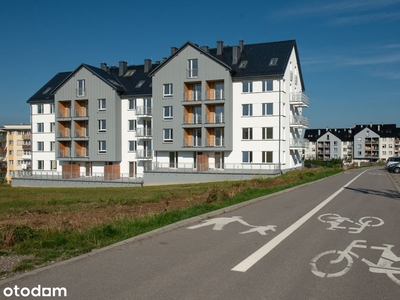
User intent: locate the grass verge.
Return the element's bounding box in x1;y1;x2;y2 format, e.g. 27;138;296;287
0;167;343;277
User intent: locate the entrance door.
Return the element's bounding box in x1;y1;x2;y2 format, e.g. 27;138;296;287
215;152;224;169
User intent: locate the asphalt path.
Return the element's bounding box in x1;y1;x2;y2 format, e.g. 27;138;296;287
1;167;400;299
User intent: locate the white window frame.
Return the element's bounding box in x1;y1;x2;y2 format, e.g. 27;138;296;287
128;120;137;131
242;128;253;140
128;141;137;152
262;80;273;92
37;123;44;133
163;106;173;120
37;160;44;170
98;99;106;111
262;103;273;115
37;141;44;151
242;104;253;116
262;151;273;163
98;119;106;132
242;81;253;93
129;99;136;110
188;59;199;78
262;127;273;139
163;84;173;98
242;151;253;163
164;129;173;143
37;104;44;114
98;141;106;153
77;79;86;97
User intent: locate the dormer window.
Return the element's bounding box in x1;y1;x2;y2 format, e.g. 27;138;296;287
269;58;278;66
42;87;52;94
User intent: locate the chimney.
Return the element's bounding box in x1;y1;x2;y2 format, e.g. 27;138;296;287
144;59;152;73
200;46;209;53
318;129;321;135
119;61;127;76
162;57;167;63
171;47;178;55
217;40;223;55
232;46;240;65
239;40;244;53
370;122;372;127
101;62;108;72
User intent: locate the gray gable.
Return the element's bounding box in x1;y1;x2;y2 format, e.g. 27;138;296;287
27;72;72;103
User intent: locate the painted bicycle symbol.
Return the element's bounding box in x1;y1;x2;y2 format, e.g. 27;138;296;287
318;213;384;233
310;240;400;285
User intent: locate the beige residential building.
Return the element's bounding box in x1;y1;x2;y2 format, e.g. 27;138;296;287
1;124;31;183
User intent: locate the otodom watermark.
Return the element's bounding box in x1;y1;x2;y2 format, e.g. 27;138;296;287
3;285;67;297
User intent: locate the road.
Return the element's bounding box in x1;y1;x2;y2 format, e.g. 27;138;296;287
1;167;400;299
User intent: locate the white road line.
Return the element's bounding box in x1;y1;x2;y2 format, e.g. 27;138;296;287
231;170;368;272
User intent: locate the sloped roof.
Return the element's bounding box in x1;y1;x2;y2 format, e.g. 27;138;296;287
27;72;72;103
149;39;304;90
305;124;400;141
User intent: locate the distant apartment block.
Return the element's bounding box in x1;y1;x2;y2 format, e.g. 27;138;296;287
304;124;400;162
0;124;31;183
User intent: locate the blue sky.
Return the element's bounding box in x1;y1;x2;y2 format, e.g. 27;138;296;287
0;0;399;129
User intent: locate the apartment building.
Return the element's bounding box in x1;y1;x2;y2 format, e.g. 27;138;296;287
304;128;353;160
26;38;309;183
27;61;156;179
304;124;400;162
149;40;309;173
0;124;31;183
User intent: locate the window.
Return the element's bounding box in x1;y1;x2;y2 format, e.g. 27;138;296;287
128;120;137;131
242;81;253;93
242;128;253;140
50;122;55;133
129;99;136;110
50;141;55;151
269;58;278;66
262;80;273;92
98;141;106;153
262;103;273;115
214;83;224;100
98;99;106;111
262;127;273;139
37;123;44;133
163;83;173;98
51;160;57;170
77;79;85;97
43;87;52;94
242;104;253;116
262;151;273;163
169;152;178;168
164;129;173;142
37;141;44;151
242;151;253;163
188;59;198;78
37;104;44;114
128;141;137;152
136;80;145;88
124;69;136;77
37;160;44;170
50;104;55;114
333;141;338;146
163;106;173;120
239;60;248;68
98;120;106;132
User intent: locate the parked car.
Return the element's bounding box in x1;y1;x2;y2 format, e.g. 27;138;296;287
387;162;400;173
386;156;400;169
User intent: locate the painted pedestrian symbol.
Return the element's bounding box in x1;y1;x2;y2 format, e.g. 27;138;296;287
187;216;276;235
318;213;384;233
310;240;400;285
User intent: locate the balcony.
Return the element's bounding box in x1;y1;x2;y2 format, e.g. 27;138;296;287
205;114;225;124
136;128;153;138
75;149;89;158
183;91;202;103
205;91;225;101
183;138;202;147
74;108;88;118
290;138;309;149
58;129;71;138
57;110;71;118
22;144;31;150
22;154;31;160
75;129;88;138
22;134;31;140
136;106;153;116
289;115;309;128
183;115;202;125
289;93;310;107
205;137;224;147
58;149;71;158
136;150;153;159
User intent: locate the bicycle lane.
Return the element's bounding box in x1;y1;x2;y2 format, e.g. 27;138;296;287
241;166;400;300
